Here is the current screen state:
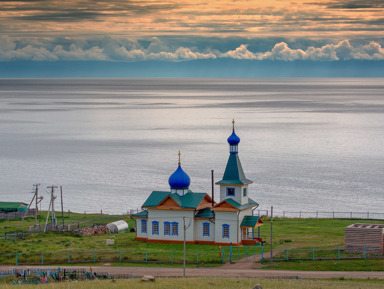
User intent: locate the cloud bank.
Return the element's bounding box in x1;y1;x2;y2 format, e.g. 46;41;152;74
0;37;383;62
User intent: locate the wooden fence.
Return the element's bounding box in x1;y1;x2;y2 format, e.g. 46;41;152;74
0;209;36;220
256;210;384;220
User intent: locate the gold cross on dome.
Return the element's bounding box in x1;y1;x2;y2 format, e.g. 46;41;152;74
232;119;235;131
178;150;181;165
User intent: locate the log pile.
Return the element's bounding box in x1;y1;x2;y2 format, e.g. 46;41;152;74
345;223;384;254
75;225;110;236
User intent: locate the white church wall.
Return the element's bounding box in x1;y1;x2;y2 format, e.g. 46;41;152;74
194;220;215;242
214;211;239;244
135;219;148;238
147;209;195;241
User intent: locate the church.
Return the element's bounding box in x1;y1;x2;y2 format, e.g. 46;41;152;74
132;121;263;246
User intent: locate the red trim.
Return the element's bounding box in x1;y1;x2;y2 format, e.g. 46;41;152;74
134;237;243;246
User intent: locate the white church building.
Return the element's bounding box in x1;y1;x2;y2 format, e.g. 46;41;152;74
132;121;263;246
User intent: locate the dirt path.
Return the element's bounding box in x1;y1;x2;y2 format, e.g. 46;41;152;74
2;265;384;279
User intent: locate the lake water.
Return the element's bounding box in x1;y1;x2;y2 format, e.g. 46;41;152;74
0;78;383;214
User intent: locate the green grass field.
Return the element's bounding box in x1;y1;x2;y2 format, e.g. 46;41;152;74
1;213;384;270
1;278;384;289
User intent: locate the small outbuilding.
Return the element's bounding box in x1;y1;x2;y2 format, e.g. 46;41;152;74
106;220;129;234
0;202;28;213
345;223;384;254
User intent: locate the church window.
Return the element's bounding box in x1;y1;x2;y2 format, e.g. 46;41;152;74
222;224;230;238
152;221;159;235
226;187;235;196
164;222;170;235
243;188;247;197
141;220;147;233
203;222;210;237
172;222;178;236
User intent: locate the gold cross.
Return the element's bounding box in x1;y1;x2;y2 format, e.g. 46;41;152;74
232;119;235;131
178;150;181;165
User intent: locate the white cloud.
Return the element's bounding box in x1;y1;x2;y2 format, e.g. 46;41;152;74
0;37;383;62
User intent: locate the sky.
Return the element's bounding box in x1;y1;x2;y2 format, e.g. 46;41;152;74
0;0;384;77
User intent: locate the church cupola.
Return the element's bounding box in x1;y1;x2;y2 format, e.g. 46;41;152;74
168;151;190;196
216;120;253;205
227;119;240;154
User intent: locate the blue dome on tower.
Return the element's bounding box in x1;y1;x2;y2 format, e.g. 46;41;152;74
227;131;240;145
168;151;190;190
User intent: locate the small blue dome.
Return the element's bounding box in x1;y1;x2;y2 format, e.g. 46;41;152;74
227;131;240;145
168;165;191;189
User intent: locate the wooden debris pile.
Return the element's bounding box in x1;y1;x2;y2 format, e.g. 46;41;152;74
75;225;110;236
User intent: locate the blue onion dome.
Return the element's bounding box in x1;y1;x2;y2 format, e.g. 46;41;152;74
168;151;191;189
168;165;191;189
227;130;240;145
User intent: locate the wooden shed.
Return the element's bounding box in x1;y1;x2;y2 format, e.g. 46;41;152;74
345;223;384;254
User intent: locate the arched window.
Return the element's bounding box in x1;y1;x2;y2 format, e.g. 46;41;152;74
172;222;178;236
222;224;230;238
152;221;159;235
141;219;147;233
164;222;170;235
203;222;210;237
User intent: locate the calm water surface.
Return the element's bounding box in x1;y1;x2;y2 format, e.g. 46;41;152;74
0;78;383;214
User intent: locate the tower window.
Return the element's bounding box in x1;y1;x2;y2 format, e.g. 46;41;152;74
152;221;159;235
141;220;147;233
226;187;235;196
222;224;230;238
164;222;170;235
243;188;247;197
203;222;210;237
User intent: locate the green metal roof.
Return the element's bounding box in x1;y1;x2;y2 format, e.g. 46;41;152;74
215;154;252;185
0;202;26;209
142;191;207;209
142;191;170;208
180;192;206;209
223;198;259;211
240;216;261;227
195;207;215;219
132;210;148;218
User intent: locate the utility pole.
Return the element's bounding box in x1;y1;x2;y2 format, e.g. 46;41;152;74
33;184;40;226
45;185;58;231
183;216;186;278
60;186;64;229
270;205;273;266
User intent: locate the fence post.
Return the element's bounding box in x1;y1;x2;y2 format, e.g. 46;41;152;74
254;246;256;262
245;246;248;261
261;246;264;261
196;250;199;264
364;246;366;260
350;212;352;219
338;247;340;260
332;211;335;218
312;248;315;261
93;249;96;263
367;211;369;219
68;250;70;264
283;211;285;218
15;252;18;266
286;248;289;261
41;252;44;265
145;250;148;264
316;211;318;218
119;249;122;262
299;211;302;218
171;250;173;264
222;248;225;263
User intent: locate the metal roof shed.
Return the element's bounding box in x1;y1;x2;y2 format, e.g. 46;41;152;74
106;220;129;234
